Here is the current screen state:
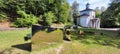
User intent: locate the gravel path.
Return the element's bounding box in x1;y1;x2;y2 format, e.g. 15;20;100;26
0;28;30;31
100;28;120;31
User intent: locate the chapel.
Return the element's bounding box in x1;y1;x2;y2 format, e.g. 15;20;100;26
77;3;100;29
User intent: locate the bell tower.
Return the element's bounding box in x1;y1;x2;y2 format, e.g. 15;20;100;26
86;3;90;9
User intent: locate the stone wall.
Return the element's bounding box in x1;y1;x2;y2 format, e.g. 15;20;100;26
32;25;63;50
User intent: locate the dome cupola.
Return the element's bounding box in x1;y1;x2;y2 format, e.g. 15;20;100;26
86;3;90;9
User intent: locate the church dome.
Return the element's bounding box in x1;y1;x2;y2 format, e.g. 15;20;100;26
80;3;95;12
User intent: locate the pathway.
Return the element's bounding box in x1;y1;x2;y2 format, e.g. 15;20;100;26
100;28;120;31
0;28;30;31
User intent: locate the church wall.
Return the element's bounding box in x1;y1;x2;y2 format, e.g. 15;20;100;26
87;17;92;27
80;16;89;27
91;11;95;18
88;11;95;19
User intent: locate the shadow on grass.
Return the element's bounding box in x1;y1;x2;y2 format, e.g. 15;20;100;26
12;42;31;52
72;30;120;48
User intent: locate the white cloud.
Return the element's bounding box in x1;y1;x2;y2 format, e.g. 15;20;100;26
73;0;100;4
68;0;110;11
87;0;101;3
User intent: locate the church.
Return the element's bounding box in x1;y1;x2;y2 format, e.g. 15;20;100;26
77;3;100;29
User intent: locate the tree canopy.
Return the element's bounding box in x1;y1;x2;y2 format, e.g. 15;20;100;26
0;0;71;27
101;2;120;28
71;1;79;25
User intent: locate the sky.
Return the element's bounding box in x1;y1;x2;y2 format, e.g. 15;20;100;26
67;0;111;11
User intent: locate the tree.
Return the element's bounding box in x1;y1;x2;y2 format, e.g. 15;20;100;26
44;11;56;26
59;2;70;23
95;10;101;18
71;1;79;25
13;10;38;27
101;6;106;12
95;7;101;18
95;6;106;18
101;2;120;28
95;7;100;12
68;8;73;22
0;0;71;27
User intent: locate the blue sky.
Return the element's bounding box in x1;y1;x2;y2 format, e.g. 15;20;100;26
67;0;111;11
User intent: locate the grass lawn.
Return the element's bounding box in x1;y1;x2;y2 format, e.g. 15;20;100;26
0;28;120;54
60;40;120;54
0;29;31;54
32;28;120;54
59;29;120;54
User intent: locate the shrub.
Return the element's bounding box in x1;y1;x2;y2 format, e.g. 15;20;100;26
0;12;9;22
44;11;56;26
38;15;43;21
13;11;38;27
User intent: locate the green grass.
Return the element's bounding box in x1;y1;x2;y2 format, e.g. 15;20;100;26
31;27;120;54
59;40;120;54
72;28;120;48
2;28;118;54
31;43;62;54
33;28;120;54
0;29;31;54
64;28;120;54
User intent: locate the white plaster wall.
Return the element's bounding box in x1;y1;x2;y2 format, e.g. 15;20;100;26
80;16;89;27
90;11;95;19
89;20;93;27
87;17;92;27
80;10;96;28
92;11;95;18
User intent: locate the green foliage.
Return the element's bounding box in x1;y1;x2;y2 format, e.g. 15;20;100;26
37;0;71;25
68;9;73;22
13;10;38;27
101;2;120;27
0;12;9;22
0;0;71;27
65;22;74;26
72;1;79;18
44;11;56;26
38;15;43;21
71;1;79;25
59;3;70;23
95;11;101;18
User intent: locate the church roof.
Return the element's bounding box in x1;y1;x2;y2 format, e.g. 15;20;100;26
80;13;89;16
80;3;95;12
80;9;95;12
